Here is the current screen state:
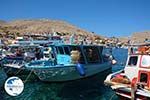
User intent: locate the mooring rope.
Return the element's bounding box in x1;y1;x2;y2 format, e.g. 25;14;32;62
23;69;34;83
5;67;12;74
23;90;34;100
109;93;116;100
14;67;23;75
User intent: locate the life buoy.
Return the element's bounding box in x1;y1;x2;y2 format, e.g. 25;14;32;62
76;63;85;76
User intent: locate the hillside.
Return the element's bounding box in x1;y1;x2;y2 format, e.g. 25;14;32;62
131;31;150;43
0;19;94;36
1;19;149;45
0;20;6;25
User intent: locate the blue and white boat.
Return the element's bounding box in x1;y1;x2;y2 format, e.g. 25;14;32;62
24;44;113;82
2;34;113;82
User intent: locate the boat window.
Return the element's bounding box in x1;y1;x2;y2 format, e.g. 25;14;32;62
57;47;64;54
52;36;61;40
99;46;103;54
64;46;70;55
98;46;103;63
55;47;59;54
141;55;150;68
140;73;148;83
128;56;138;66
70;46;85;64
83;46;100;63
44;54;49;58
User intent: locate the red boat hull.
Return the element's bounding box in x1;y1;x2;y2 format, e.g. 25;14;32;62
115;89;149;100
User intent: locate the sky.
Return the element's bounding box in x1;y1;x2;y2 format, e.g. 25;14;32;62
0;0;150;37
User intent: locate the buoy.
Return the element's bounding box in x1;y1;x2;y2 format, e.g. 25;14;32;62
76;63;85;76
112;59;117;65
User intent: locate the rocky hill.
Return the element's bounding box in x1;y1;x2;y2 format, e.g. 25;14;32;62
0;20;6;24
1;19;149;45
117;31;150;44
0;19;94;36
131;31;150;43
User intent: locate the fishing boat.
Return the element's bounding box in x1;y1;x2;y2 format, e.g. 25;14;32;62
13;34;63;45
2;33;114;82
104;44;150;100
2;44;43;78
24;44;113;82
2;43;113;82
2;34;63;77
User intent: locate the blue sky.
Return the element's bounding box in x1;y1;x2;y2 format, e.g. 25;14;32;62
0;0;150;37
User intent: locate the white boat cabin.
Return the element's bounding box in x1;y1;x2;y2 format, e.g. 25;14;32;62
124;46;150;88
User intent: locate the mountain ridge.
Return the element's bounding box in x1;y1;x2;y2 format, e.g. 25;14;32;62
0;19;95;36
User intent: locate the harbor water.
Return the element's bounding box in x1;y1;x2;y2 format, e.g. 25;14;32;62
0;48;128;100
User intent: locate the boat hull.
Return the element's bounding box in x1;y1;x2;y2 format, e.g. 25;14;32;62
115;88;150;100
0;67;7;88
3;66;38;81
33;61;112;82
104;70;150;100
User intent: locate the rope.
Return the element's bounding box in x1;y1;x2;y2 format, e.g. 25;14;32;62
23;69;33;83
109;93;116;100
14;67;23;75
5;67;12;74
4;65;23;75
23;90;34;100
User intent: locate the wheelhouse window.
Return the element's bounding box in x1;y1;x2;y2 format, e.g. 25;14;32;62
99;46;103;54
83;46;100;63
70;46;85;64
57;46;64;54
51;36;61;40
98;46;103;63
128;56;138;66
64;46;70;55
141;55;150;68
140;73;148;83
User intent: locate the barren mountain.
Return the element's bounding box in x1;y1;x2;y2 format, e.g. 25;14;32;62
1;19;149;44
131;31;150;43
0;20;6;25
0;19;94;36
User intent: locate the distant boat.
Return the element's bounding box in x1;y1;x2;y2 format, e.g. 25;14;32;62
0;40;5;62
2;44;113;82
13;35;64;45
2;44;42;79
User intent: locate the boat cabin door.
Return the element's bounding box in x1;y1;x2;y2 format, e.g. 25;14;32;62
124;55;140;81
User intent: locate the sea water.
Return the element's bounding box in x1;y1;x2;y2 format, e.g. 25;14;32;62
1;48;128;100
